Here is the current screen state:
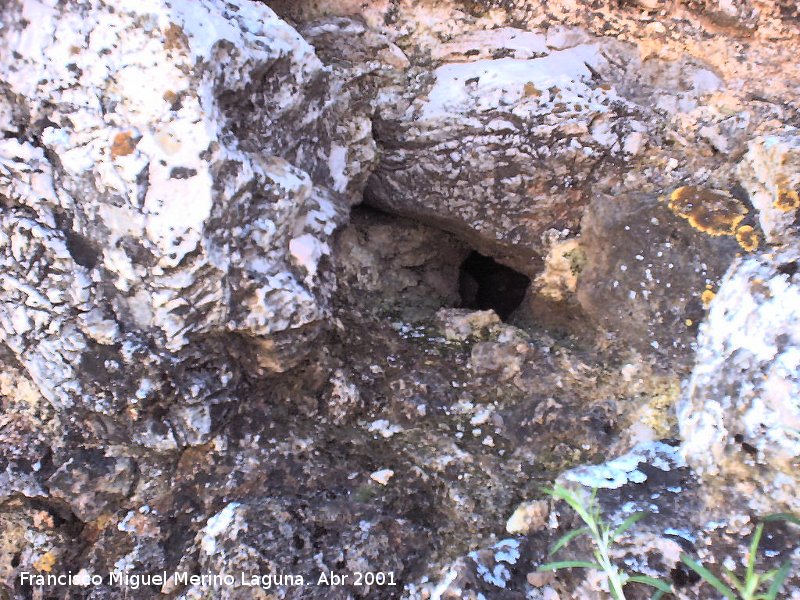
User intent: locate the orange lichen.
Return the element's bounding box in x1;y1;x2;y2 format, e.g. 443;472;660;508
735;225;759;252
668;186;748;236
701;288;716;308
775;188;800;212
33;551;56;573
111;131;137;158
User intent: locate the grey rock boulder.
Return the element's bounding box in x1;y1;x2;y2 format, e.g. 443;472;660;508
0;0;376;448
679;248;800;513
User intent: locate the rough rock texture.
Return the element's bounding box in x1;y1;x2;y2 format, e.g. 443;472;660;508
679;248;800;514
274;0;800;353
576;192;745;367
333;206;469;321
0;0;377;447
365;37;645;271
739;130;800;244
2;0;800;599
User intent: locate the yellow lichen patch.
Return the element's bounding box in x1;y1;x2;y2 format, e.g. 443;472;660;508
640;391;679;438
685;318;693;327
775;188;800;212
701;288;716;308
668;186;748;236
33;551;56;572
628;377;681;439
111;131;137;158
735;225;759;252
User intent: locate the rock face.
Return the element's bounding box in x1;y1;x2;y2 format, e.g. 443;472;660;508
0;0;376;449
366;38;643;271
739;131;800;244
2;0;800;599
679;248;800;514
333;207;469;321
576;192;745;367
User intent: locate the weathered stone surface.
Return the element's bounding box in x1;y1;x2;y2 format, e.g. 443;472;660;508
2;0;800;598
46;451;135;522
544;441;799;599
424;440;798;599
366;39;646;272
679;247;800;514
334;207;469;321
576;192;747;367
738;130;800;244
0;0;376;451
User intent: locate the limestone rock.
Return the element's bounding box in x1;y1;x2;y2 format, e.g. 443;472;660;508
334;208;469;320
679;248;800;514
577;192;746;367
366;39;646;272
2;0;800;598
434;308;501;341
506;500;549;536
0;0;374;448
46;452;135;522
738;130;800;244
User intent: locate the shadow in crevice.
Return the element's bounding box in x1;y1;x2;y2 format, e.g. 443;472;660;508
458;251;530;321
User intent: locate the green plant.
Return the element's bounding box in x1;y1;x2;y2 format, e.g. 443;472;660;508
538;484;673;600
680;513;800;600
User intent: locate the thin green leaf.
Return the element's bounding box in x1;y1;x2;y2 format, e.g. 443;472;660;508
549;526;590;556
551;485;594;526
747;523;764;581
764;562;792;600
612;512;647;541
538;560;603;572
721;567;744;594
759;568;778;584
680;555;736;600
743;572;761;599
762;513;800;527
627;574;673;593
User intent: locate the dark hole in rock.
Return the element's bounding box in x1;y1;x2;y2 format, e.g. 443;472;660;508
54;213;100;269
671;563;701;587
458;251;530;321
741;441;758;455
777;261;798;277
734;434;758;456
